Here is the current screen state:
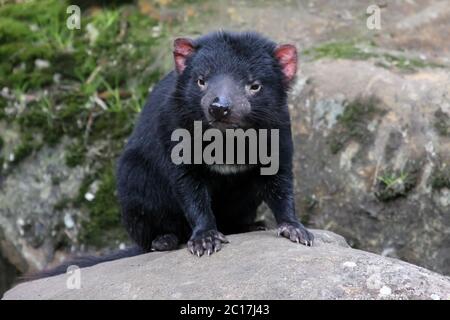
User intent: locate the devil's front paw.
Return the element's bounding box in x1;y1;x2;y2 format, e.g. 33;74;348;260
277;222;314;246
187;229;229;257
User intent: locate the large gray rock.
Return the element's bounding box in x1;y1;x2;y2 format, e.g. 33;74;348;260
287;60;450;275
3;230;450;300
0;139;86;274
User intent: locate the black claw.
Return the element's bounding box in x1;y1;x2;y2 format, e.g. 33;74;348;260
187;229;229;257
152;233;179;251
277;223;314;247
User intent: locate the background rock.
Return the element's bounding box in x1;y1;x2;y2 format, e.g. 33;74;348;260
3;230;450;300
0;141;86;272
287;60;450;275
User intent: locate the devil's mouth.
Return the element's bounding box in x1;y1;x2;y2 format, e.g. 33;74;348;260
208;119;241;130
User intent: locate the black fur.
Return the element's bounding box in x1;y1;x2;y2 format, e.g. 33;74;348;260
27;31;313;279
118;31;313;257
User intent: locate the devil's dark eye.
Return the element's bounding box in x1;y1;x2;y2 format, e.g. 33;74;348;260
247;82;262;94
197;78;206;88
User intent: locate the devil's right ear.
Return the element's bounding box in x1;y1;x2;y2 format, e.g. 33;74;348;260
274;44;297;84
173;38;195;74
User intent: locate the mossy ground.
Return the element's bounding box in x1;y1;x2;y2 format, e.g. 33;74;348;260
374;160;421;202
303;41;443;72
430;165;450;190
0;0;200;248
434;109;450;137
327;97;381;154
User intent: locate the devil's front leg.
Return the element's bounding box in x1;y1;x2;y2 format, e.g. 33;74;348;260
172;168;229;256
264;170;314;246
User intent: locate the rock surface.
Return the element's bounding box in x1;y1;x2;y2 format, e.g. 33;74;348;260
3;230;450;300
287;60;450;275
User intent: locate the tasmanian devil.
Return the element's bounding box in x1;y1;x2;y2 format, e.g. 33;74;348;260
27;31;313;279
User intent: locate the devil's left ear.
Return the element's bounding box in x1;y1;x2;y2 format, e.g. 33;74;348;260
274;44;298;83
173;38;195;74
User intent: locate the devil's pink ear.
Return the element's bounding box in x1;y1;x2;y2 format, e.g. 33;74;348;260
173;38;195;74
274;44;298;83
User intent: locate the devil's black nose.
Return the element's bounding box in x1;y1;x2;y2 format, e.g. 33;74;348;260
209;97;231;120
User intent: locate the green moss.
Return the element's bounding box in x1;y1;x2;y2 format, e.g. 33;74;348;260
382;54;428;70
0;125;5;174
78;165;127;247
51;175;62;186
0;96;6;119
53;196;71;211
91;107;135;140
51;52;79;80
1;0;163;144
304;41;374;60
375;161;420;201
327;97;381;154
434;109;450;137
0;0;174;248
339;98;377;125
431;166;450;190
0;43;55;89
65;142;86;168
55;170;127;247
0;18;31;43
304;41;443;71
3;100;57;166
11;134;35;165
0;0;68;89
17;103;50;129
299;195;317;225
0;0;65;22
